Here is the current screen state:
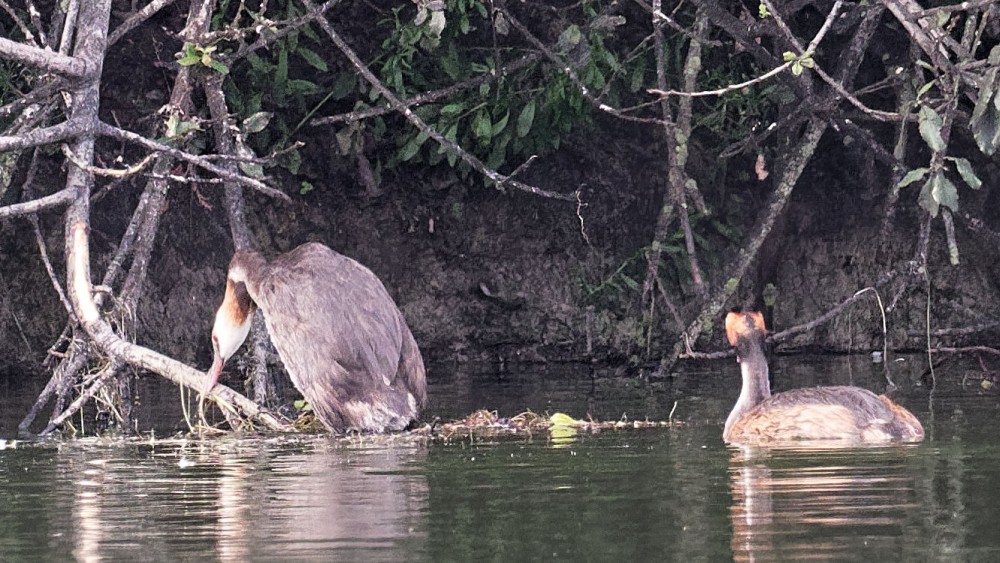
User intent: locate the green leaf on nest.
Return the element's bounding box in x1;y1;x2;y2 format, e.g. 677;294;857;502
549;412;579;426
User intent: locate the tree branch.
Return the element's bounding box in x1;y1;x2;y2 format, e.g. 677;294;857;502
0;36;89;78
96;122;291;201
0;188;76;219
0;120;85;152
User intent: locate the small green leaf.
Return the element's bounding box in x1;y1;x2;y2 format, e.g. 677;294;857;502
177;43;200;65
558;25;582;49
208;59;229;75
918;106;946;152
969;56;1000;155
440;103;465;116
242;112;272;134
516;99;536;138
949;157;982;190
759;2;770;18
288;79;319;95
916;80;936;98
494;11;509;35
239;160;264;179
330;73;356;100
280;148;302;175
335;127;355;155
398;136;423;162
919;173;958;216
491;110;510;137
629;56;646;93
782;51;797;62
918;176;939;217
549;412;579;427
791;61;803;76
472;110;492;141
177;53;200;66
296;46;328;72
763;283;779;308
897;167;929;189
932;173;959;212
299;181;315;195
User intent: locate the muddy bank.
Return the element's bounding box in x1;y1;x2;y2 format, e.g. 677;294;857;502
2;123;999;379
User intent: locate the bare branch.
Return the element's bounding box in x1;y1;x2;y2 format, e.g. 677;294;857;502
629;0;722;46
0;79;65;119
61;144;157;177
108;0;179;46
0;120;84;151
226;0;340;62
0;188;75;219
648;61;794;98
96;122;291;201
0;0;42;47
918;0;997;17
0;36;89;78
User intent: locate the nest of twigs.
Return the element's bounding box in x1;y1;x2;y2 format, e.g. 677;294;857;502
408;409;680;441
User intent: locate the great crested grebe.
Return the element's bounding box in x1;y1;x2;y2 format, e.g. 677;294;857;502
206;242;426;433
723;310;923;445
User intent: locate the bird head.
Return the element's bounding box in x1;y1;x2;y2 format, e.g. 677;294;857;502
205;278;253;394
725;310;766;361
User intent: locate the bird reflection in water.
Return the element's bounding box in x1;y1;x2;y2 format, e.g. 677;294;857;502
66;440;428;561
728;446;922;562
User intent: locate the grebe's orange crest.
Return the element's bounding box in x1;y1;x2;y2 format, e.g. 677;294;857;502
725;311;767;347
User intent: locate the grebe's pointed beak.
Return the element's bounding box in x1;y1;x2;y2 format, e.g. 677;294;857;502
205;348;224;395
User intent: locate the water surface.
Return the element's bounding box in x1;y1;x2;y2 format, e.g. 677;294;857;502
1;355;998;561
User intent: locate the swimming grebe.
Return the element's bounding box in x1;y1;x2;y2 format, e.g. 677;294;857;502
206;243;427;433
723;310;923;445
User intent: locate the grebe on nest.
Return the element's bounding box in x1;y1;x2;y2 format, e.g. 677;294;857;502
206;243;426;433
723;310;923;446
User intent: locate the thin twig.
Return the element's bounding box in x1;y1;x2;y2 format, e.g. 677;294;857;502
108;0;179;46
97;122;291;201
61;145;157;177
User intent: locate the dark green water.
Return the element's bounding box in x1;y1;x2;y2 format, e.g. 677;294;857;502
1;355;998;561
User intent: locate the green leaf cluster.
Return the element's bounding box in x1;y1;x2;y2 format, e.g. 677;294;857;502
367;0;628;185
899;105;985;217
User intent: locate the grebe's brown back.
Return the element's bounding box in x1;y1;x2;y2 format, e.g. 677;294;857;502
723;311;923;446
206;243;426;433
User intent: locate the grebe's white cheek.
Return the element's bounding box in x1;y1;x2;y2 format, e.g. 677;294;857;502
213;308;251;361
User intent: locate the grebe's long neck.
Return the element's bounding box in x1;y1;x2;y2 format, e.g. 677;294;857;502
724;338;771;439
